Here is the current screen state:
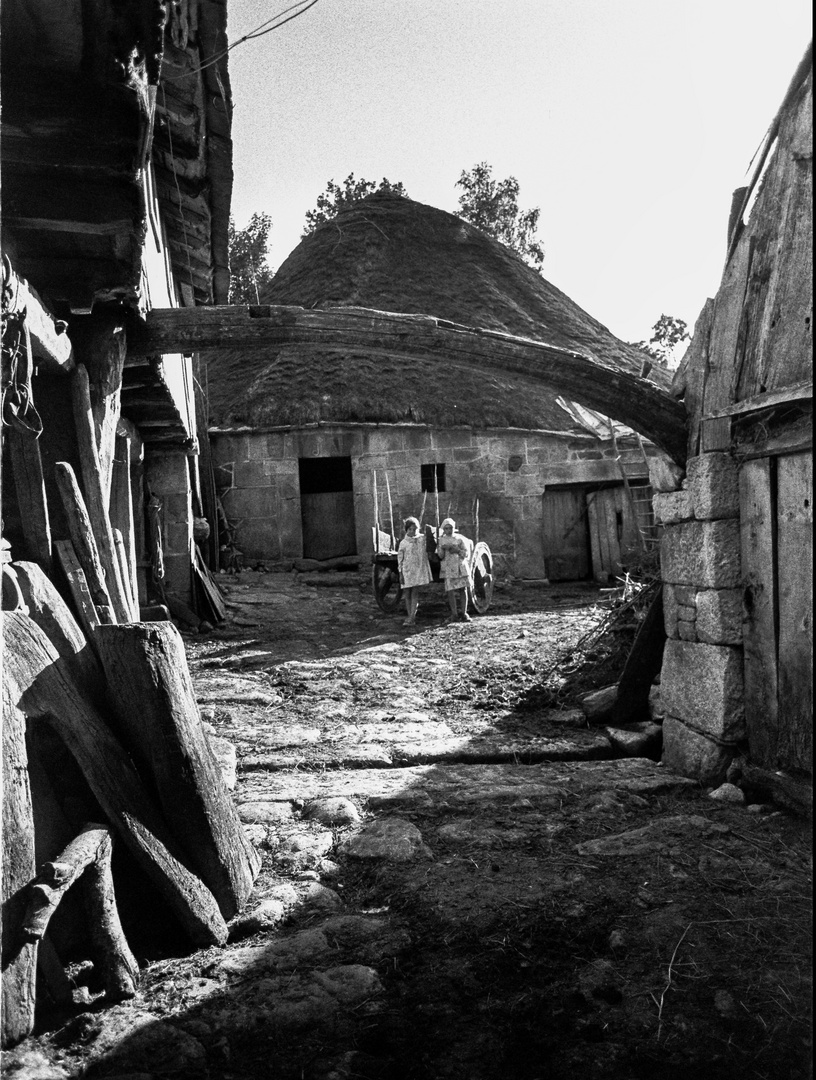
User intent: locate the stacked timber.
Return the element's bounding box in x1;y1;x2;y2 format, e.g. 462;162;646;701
1;331;254;1048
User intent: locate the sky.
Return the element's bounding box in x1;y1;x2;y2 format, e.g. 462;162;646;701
224;0;811;346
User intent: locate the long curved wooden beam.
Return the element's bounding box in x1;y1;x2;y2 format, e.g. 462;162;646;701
129;305;688;464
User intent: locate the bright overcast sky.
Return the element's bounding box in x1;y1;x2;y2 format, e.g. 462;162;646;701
225;0;811;344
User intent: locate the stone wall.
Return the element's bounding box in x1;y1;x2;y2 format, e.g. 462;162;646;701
209;423;655;579
654;451;744;785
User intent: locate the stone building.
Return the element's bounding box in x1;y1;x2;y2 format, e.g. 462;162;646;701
655;48;812;793
205;195;671;581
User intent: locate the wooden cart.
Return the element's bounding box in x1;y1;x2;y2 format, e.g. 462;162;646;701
372;529;495;615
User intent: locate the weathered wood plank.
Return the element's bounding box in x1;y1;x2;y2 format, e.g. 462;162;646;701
1;260;74;372
6;426;52;573
739;458;778;767
70;367;131;623
1;679;38;1048
52;540;102;640
129;305;688;464
94;622;260;918
775;451;813;775
585;493;605;582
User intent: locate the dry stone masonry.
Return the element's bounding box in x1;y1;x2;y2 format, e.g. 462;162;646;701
655;451;745;785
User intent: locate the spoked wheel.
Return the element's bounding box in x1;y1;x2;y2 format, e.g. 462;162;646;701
373;561;403;613
469;541;495;615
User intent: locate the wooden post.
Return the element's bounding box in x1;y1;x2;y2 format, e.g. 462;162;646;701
54;462;114;615
70;311;125;503
385;472;395;549
110;433;139;619
94;622;260;919
6;427;52;573
1;681;38;1048
3;612;228;947
70;366;131;623
372;471;380;552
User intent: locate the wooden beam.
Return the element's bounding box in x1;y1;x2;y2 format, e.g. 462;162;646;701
129;305;688;464
1;258;74;373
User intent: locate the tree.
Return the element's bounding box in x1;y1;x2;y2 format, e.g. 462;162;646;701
455;162;545;272
630;314;690;369
302;174;409;236
228;213;274;304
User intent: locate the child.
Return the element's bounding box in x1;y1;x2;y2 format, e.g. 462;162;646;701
397;516;432;626
437;517;473;622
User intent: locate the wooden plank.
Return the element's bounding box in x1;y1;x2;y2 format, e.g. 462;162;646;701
585;493;606;581
541;489;590;580
704;380;812;418
775;452;813;774
128;305;688;465
52;540;102;640
6;426;52;573
701;237;754;452
110;435;139;620
1;681;38;1048
739;458;778;767
70;366;131;623
54;463;114;615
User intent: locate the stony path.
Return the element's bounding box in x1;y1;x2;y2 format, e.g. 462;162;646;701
12;572;810;1080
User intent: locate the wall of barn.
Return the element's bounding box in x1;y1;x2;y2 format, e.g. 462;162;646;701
209;423;656;579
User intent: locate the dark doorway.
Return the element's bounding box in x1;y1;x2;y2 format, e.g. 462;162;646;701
298;457;357;560
542;488;592;580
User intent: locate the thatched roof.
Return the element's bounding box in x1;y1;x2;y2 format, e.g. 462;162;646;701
205;193;662;430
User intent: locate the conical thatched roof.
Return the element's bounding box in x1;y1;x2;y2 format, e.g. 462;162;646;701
205;193;661;430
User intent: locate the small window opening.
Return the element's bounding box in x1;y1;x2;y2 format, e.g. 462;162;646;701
421;463;446;493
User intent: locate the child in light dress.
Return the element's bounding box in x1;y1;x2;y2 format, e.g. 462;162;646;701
437;517;473;623
397;516;432;626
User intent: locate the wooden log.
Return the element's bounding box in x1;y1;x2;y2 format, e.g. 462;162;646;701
54;463;113;614
70;366;131;623
23;824;139;1001
1;680;38;1048
52;540;102;641
110;435;140;620
129;304;688;463
2;612;228;946
6;426;52;573
94;622;260;919
1;259;74;372
113;527;138;621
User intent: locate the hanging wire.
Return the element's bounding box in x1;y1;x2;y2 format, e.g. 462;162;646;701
164;0;321;83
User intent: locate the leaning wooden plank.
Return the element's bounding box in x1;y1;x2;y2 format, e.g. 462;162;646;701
12;560;102;696
585;494;604;581
6;426;52;573
94;622;260;919
70;366;131;623
739;459;778;768
1;679;38;1048
2;612;228;947
52;541;102;641
112;527;138;621
614;585;666;724
22;824;139;1001
54;464;114;616
110;434;139;620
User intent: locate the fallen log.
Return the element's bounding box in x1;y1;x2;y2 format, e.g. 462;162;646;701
23;824;139;1000
1;679;38;1048
3;612;228;946
95;622;260;918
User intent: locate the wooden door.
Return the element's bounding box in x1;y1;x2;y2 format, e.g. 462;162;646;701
741;451;812;775
585;486;641;581
542;489;591;580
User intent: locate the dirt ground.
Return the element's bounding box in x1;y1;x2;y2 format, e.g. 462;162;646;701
7;570;812;1080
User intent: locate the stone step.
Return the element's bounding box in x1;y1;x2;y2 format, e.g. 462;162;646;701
237;757;695;811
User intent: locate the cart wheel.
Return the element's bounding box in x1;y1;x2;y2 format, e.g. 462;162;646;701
373;562;403;613
470;541;494;615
